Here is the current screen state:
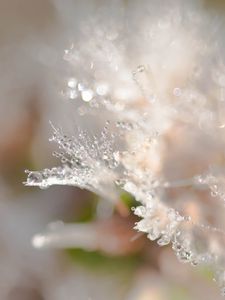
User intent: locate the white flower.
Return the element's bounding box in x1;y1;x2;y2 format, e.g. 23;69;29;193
25;0;225;295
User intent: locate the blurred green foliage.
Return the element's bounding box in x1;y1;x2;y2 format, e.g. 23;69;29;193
120;191;139;209
167;286;189;300
66;248;141;273
197;265;214;281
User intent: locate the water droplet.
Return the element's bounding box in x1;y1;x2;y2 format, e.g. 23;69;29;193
137;65;145;73
134;206;146;217
96;83;109;96
147;228;160;241
172;242;182;252
78;83;86;91
191;260;198;267
27;172;43;184
211;190;218;197
177;250;192;263
124;181;137;194
63;49;73;61
115;179;125;186
69;89;78;99
157;235;170;246
61;157;67;164
32;234;47;248
173;87;182;97
82;89;94;102
67;77;77;88
39;184;49;190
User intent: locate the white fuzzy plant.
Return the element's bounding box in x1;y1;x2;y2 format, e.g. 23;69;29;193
25;0;225;295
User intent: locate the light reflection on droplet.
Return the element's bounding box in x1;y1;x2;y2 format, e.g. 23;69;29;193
173;87;182;97
78;83;86;91
32;234;47;248
67;77;77;88
96;83;109;96
69;89;78;99
82;89;94;102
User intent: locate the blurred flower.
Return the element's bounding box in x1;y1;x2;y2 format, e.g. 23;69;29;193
25;0;225;296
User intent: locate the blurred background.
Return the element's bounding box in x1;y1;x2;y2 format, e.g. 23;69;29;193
0;0;225;299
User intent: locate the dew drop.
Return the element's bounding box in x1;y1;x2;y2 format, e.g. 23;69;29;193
78;83;86;91
147;228;160;241
39;184;49;190
177;250;192;263
136;65;145;73
134;206;146;217
82;89;94;102
157;235;170;246
67;77;77;88
32;234;47;248
173;87;182;97
211;190;218;197
27;172;43;184
69;89;78;99
96;83;109;96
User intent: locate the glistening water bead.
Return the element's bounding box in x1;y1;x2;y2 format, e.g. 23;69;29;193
173;87;182;97
27;172;43;184
67;77;77;88
96;84;109;96
81;90;94;102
